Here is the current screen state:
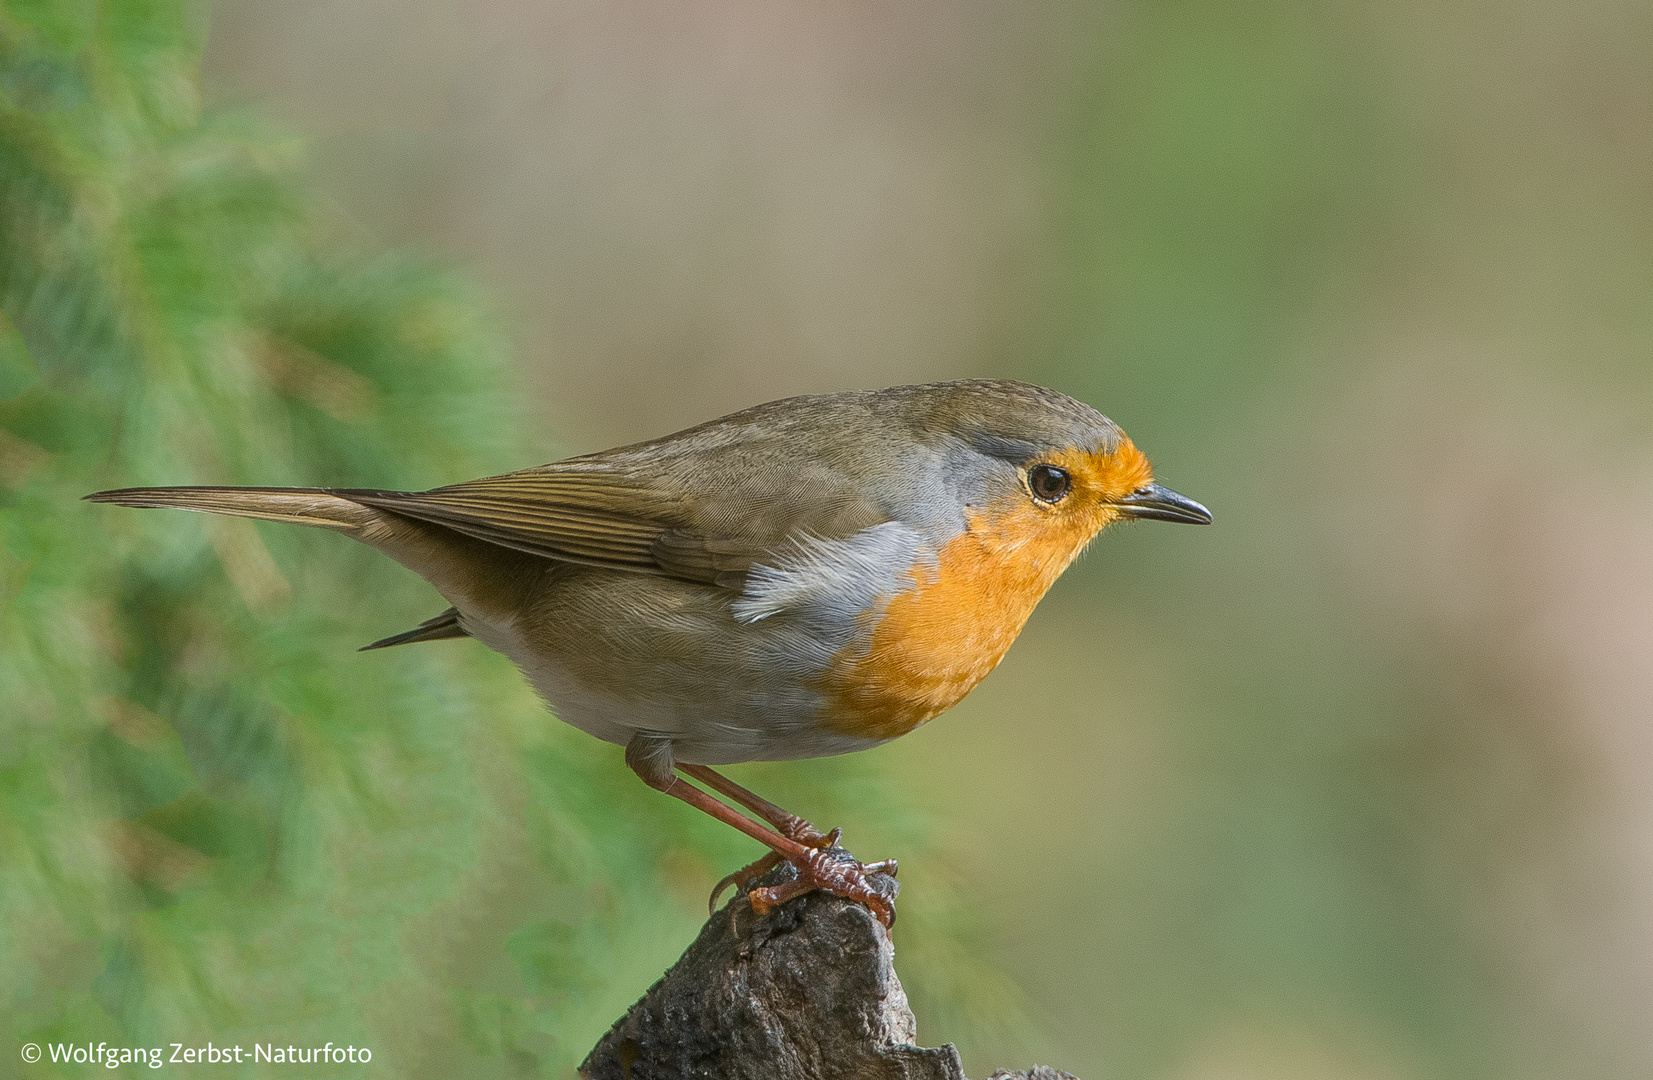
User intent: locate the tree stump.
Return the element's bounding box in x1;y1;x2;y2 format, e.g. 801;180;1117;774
581;853;1077;1080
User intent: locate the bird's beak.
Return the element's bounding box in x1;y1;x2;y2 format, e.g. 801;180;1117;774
1114;483;1213;525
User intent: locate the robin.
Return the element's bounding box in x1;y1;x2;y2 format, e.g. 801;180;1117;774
88;379;1210;925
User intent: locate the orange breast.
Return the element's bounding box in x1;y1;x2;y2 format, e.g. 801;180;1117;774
819;500;1102;741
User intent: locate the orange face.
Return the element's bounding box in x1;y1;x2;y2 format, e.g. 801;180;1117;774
821;435;1155;740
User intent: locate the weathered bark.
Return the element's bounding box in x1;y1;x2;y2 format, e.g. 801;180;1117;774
581;854;1077;1080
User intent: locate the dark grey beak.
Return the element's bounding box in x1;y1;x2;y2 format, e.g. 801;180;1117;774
1114;483;1213;525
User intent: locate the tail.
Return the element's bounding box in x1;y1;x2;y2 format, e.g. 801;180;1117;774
84;486;382;533
86;485;539;638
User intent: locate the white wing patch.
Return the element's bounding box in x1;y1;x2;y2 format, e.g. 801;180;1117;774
733;521;935;625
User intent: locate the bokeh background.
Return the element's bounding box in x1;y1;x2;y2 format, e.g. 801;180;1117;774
6;0;1653;1076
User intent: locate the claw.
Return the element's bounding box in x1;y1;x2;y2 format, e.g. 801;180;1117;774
706;824;853;914
708;851;783;915
747;846;898;927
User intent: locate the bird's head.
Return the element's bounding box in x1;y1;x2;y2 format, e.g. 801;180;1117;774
917;380;1212;545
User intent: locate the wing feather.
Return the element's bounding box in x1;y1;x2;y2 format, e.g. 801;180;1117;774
336;452;893;590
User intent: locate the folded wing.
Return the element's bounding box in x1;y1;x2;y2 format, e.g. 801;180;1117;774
339;461;890;589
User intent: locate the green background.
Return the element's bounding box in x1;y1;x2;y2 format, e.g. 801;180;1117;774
6;1;1653;1077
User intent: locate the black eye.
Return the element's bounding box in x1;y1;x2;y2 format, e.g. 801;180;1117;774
1027;464;1072;504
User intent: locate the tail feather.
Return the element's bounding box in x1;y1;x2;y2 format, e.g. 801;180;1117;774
85;486;378;532
88;484;527;629
359;607;470;651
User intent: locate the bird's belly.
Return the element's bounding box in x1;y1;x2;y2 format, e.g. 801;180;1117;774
458;567;881;765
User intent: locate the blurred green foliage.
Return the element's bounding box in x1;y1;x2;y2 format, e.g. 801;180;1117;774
0;2;999;1074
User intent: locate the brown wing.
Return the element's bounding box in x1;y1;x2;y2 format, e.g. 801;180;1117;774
341;471;668;573
337;462;889;588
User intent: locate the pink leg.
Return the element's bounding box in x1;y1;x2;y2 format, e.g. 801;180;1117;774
678;763;830;845
629;739;896;925
678;763;902;913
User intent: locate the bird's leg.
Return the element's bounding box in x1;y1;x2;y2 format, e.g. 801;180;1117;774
678;763;831;846
626;736;895;926
679;763;881;912
679;763;905;911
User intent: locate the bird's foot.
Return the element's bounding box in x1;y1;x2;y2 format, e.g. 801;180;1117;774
776;815;832;848
709;852;782;914
748;843;899;927
708;826;845;914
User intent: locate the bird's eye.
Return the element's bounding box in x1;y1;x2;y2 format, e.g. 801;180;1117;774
1027;464;1072;504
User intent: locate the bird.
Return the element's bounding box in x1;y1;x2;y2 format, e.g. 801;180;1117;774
87;379;1210;926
